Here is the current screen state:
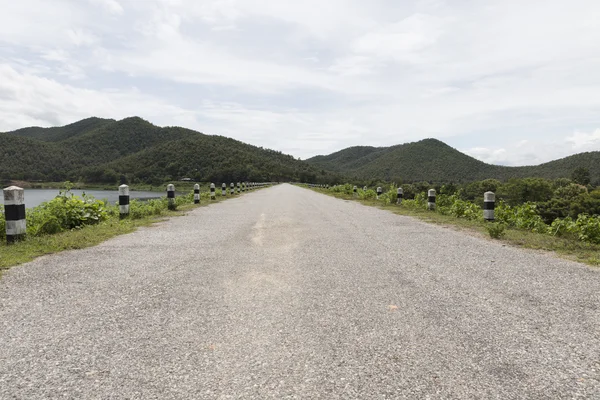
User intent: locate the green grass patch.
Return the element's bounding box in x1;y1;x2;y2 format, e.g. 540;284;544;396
310;187;600;267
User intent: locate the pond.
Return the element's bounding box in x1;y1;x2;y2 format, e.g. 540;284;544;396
0;189;164;209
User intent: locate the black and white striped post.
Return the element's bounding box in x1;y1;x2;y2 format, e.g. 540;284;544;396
222;183;227;196
242;183;245;192
363;186;367;191
230;183;235;195
210;183;216;200
3;186;26;244
484;191;495;221
194;184;200;204
397;187;403;205
237;182;241;194
167;184;175;209
376;187;382;199
119;184;130;218
427;189;436;210
353;186;358;197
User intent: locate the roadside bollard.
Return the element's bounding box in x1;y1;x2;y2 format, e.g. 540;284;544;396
376;187;382;199
167;184;175;210
119;184;130;218
222;183;227;196
428;189;436;210
3;186;26;244
242;183;245;192
353;186;358;197
363;186;367;191
484;191;495;221
194;184;200;204
237;182;240;193
210;183;216;200
397;187;403;205
230;183;235;195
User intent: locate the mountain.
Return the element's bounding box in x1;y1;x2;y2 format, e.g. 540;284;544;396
1;117;337;184
306;139;600;183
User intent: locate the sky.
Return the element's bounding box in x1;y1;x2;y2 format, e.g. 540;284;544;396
1;0;600;165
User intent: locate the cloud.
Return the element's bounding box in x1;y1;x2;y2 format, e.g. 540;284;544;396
566;129;600;150
1;0;600;165
0;64;191;129
89;0;124;15
463;129;600;166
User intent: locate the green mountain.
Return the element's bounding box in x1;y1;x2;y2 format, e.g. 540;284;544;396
306;139;600;183
1;117;337;184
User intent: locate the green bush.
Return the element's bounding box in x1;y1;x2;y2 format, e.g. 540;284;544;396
27;189;108;236
548;217;576;237
572;214;600;244
359;189;377;200
495;202;547;232
486;223;506;239
448;196;482;221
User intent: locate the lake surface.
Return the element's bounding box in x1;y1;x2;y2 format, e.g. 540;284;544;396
0;189;164;209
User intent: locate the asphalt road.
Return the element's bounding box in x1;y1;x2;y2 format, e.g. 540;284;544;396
1;183;599;399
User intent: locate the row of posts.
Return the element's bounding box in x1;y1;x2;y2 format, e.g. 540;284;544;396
343;185;496;222
3;182;273;244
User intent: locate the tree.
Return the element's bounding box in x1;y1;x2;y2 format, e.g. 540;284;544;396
571;167;591;185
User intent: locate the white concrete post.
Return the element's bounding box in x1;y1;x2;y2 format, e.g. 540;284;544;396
484;191;495;221
397;187;403;205
222;183;227;196
376;187;382;199
363;186;367;191
230;183;235;195
210;183;216;200
427;189;436;210
3;186;26;244
167;184;175;209
353;186;358;197
118;184;130;218
194;183;200;204
237;182;240;193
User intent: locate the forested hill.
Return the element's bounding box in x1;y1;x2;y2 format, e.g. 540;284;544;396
1;117;338;184
306;139;600;184
4;118;599;185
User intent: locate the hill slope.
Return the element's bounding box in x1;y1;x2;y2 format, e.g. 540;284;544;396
8;117;115;142
1;117;337;184
306;139;600;183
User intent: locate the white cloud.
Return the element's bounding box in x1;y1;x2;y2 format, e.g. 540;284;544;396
463;129;600;166
566;129;600;150
1;0;600;164
89;0;124;15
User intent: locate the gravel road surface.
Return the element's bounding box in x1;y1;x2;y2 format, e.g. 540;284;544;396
1;183;599;399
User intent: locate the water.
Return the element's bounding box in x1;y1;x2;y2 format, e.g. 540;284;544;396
0;189;164;209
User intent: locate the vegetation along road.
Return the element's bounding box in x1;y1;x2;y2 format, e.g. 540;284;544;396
0;184;598;398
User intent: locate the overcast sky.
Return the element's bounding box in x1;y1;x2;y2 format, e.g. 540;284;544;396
1;0;600;165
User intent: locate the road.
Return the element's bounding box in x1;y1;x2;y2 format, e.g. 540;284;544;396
1;183;598;399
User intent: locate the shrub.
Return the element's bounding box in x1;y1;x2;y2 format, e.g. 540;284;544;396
486;222;506;239
572;214;600;244
27;189;108;236
359;189;377;200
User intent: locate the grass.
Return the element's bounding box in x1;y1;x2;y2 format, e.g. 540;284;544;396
0;187;261;274
311;188;600;267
